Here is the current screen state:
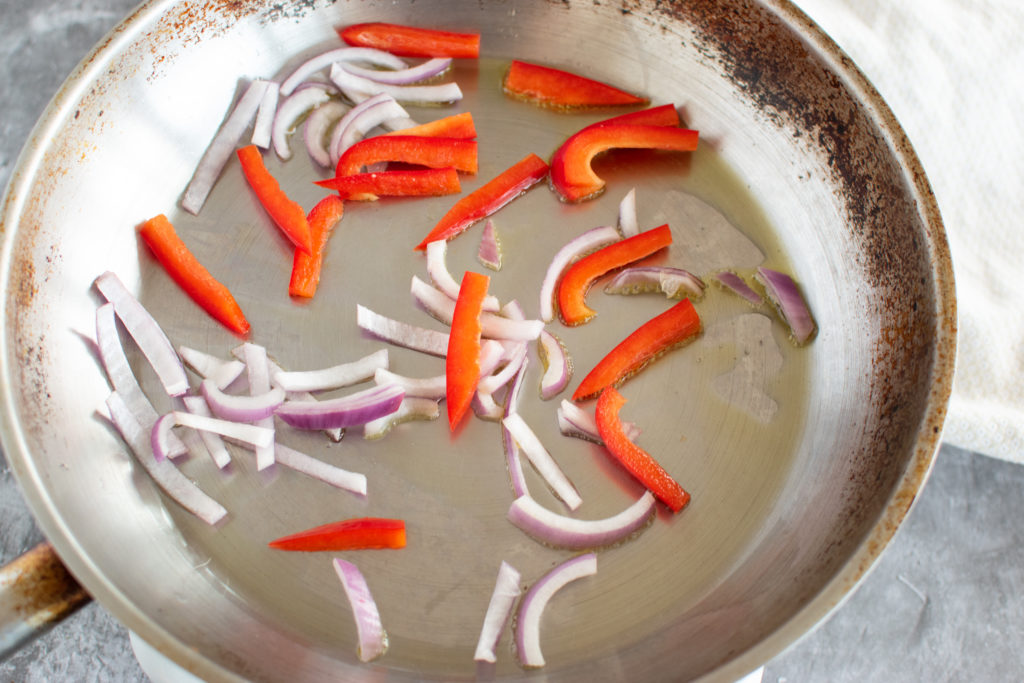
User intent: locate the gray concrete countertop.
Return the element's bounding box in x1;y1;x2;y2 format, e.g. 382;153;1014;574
1;1;1020;681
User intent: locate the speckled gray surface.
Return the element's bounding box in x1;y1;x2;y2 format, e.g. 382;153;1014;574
0;1;1020;682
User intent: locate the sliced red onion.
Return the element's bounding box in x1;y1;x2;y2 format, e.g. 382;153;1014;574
755;267;816;345
603;266;706;300
168;396;214;463
177;345;245;390
286;390;345;442
180;395;231;469
329;63;463;104
340;57;452;85
502;357;531;498
502;413;581;511
182;78;269;214
474;561;522;663
515;553;598;668
328;93;411;164
242;342;276;471
356;304;449;357
425;240;501;312
251;81;280;149
343;89;419;131
199;378;285;422
272;84;332;161
502;299;526;321
363;397;439;439
274;443;366;495
714;270;763;305
479;342;527;395
538;226;621;322
106;393;227;526
508;492;655;550
373;368;445;400
276;383;404;430
151;411;273;461
617;188;639;237
477;219;502;271
279;47;407;96
556;399;640;444
304;100;348;168
94;272;188;397
332;559;388;663
411;277;544;341
271;349;388;393
473;390;504;421
537;330;571;400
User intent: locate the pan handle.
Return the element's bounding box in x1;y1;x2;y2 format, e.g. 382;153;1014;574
0;541;91;661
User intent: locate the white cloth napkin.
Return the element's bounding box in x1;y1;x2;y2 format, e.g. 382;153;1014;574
792;0;1024;463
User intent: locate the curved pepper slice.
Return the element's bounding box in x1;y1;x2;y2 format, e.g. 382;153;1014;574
447;271;490;430
289;195;344;298
558;224;672;326
550;124;699;202
415;153;549;250
388;111;477;139
236;144;312;253
339;22;480;59
138;214;250;335
268;517;406;551
335;135;478;178
595;387;690;512
315;168;461;201
573;298;701;400
503;60;649;108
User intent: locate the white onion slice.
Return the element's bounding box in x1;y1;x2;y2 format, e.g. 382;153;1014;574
373;368;445;400
279;47;406;96
538;226;621;322
617;188;639;237
275;383;404;430
200;378;285;422
556;399;640;444
515;553;598;668
271;349;388;393
604;266;706;299
356;304;449;357
303;100;349;168
274;443;366;495
537;330;571;400
425;241;501;312
411;277;544;341
242;342;276;471
477;219;502;271
251;81;280;149
329;93;410;164
106;393;227;526
152;411;274;461
182;78;269;214
94;272;188;397
714;271;763;305
474;561;522;663
272;84;332;161
333;559;388;662
180;395;231;469
502;413;581;511
330;63;463;104
508;492;655;550
755;267;816;345
502;358;531;498
363;397;439;439
177;345;245;390
340;57;452;85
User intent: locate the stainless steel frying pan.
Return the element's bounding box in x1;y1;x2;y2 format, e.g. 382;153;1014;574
0;0;955;680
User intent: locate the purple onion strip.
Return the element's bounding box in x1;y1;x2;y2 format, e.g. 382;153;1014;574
537;330;571;400
303;100;348;168
242;342;276;471
474;561;522;663
477;219;502;271
151;411;273;461
272;84;332;160
340;57;452;85
603;266;706;300
271;349;388;393
356;304;449;357
617;188;639;237
374;368;445;400
755;267;817;345
251;81;279;149
501;357;531;499
508;492;655;550
329;93;410;165
556;399;640;444
411;276;543;341
539;226;621;322
363;397;439;440
329;63;462;104
177;345;245;390
279;47;406;96
425;240;501;312
274;444;366;495
275;383;404;431
332;559;388;662
515;553;598;668
502;413;581;511
180;395;231;469
715;271;764;305
199;378;285;423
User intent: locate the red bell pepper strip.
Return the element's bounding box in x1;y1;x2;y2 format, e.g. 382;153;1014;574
138;214;250;336
595;387;690;512
558;224;672;326
236;144;313;253
315;168;461;201
387;111;477;139
415;153;549;250
550;124;699;202
335;135;478;178
503;60;649;108
447;271;490;430
289;195;344;298
339;22;480;59
268;517;406;551
573;298;702;400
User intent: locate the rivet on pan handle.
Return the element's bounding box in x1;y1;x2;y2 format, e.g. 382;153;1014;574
0;541;91;661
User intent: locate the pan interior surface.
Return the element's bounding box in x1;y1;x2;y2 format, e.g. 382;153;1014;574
0;0;954;681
